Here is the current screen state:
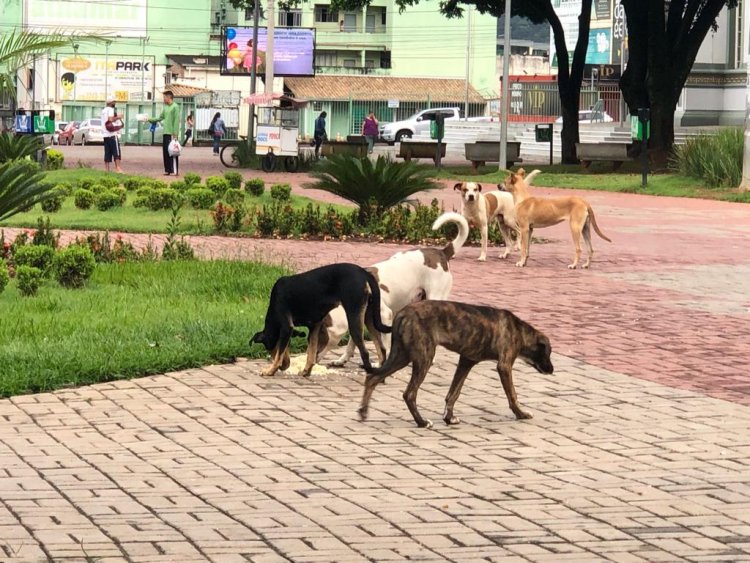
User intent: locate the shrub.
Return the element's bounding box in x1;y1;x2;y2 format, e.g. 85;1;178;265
186;188;216;210
223;188;245;207
99;176;121;189
0;261;9;294
113;186;128;205
300;203;322;235
74;188;95;209
206;176;231;196
53;245;96;288
123;177;145;191
270;183;292;201
54;182;74;196
45;149;64;170
671;128;743;187
15;265;43;297
170;180;189;192
14;243;55;276
147;188;183;211
40;192;65;213
224;171;243;190
32;217;59;248
78;178;95;191
211;202;234;233
245;177;265;196
76;231;112;263
306;154;439;224
95;190;122;211
135;186;154;198
162;208;196;261
183;172;201;185
148;179;169;191
89;182;107;194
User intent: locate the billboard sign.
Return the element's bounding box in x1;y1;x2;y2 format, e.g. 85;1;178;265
25;0;147;37
57;55;155;102
221;27;315;77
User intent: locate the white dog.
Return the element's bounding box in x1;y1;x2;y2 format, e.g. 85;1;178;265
454;170;540;261
318;212;469;366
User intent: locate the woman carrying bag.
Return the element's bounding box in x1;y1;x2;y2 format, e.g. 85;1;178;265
209;112;226;156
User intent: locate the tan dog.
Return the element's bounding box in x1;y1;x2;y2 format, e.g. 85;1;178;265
502;170;611;269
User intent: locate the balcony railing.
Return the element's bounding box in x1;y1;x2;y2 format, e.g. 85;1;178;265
314;65;390;75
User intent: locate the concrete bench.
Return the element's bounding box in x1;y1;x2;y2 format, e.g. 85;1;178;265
321;141;368;158
398;140;446;164
576;142;636;170
464;141;522;171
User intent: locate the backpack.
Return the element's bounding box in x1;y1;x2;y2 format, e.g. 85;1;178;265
208;121;215;134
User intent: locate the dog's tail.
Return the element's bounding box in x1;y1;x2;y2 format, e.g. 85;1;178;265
587;204;612;242
369;315;410;379
365;271;392;333
524;169;542;185
432;211;470;260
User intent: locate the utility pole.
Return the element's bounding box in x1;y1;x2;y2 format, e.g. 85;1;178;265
741;59;750;191
464;6;471;121
498;2;511;170
246;0;261;146
265;0;275;95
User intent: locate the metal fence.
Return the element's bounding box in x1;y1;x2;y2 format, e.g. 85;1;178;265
488;83;624;123
297;97;487;140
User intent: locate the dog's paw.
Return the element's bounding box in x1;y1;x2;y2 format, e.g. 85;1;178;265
358;406;368;421
300;369;313;378
568;264;577;269
515;410;533;420
330;359;347;367
500;252;510;260
417;419;433;429
515;261;525;268
260;369;276;378
477;256;487;262
444;416;461;425
582;263;590;269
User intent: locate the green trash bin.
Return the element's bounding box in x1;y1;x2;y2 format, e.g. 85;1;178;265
430;120;438;140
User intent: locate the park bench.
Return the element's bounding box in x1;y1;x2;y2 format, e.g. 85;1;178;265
464;141;522;171
398;140;446;164
576;142;636;170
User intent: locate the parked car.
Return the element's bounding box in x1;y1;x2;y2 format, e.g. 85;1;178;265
58;121;79;145
555;110;614;124
73;118;104;145
379;107;463;144
52;121;68;145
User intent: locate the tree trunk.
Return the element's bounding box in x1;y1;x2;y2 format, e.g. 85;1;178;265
558;83;581;164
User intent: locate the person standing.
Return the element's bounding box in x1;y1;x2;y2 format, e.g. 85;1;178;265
149;90;181;176
183;112;194;147
314;111;327;158
361;110;379;155
209;112;226;156
101;98;123;173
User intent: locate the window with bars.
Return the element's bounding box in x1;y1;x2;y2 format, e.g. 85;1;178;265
278;9;302;27
315;51;337;66
736;0;744;68
314;5;338;23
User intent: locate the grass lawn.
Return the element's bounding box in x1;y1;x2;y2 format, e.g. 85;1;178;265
439;163;750;203
3;169;351;234
0;260;301;397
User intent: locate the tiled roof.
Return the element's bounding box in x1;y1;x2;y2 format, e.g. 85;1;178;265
285;76;486;103
159;84;212;98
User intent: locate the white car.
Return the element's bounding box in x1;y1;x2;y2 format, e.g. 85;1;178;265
73;118;105;145
555;110;614;124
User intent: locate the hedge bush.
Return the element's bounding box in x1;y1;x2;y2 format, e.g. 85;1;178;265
224;171;243;190
183;172;201;185
186;188;216;210
270;183;292;201
223;188;245;207
54;182;74;196
245;177;265;196
0;261;9;294
14;244;55;276
41;192;65;213
46;149;64;170
53;245;96;289
206;176;231;196
671;127;743;187
16;265;43;297
73;188;95;209
95;190;122;211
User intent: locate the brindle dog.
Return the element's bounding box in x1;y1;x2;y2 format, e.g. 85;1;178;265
358;300;554;428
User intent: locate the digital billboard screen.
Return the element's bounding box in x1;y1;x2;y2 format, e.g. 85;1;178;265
221;27;315;77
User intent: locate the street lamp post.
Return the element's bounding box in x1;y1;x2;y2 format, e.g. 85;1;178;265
498;1;511;170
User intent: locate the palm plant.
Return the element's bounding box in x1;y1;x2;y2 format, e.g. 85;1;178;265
0;132;43;163
305;154;440;224
0;160;55;222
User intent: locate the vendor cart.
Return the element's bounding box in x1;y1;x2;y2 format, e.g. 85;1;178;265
255;105;302;172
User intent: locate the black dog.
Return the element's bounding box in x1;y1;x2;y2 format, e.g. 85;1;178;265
251;263;391;378
358;300;553;428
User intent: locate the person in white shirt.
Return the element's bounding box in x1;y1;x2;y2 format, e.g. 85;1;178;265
101;98;123;173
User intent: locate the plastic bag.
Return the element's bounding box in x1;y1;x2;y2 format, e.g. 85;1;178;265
168;139;182;157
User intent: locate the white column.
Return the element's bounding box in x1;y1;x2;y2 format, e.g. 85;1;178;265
741;62;750;191
265;0;275;95
499;1;511;170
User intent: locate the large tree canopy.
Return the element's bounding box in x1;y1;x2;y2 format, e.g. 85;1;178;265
620;0;738;158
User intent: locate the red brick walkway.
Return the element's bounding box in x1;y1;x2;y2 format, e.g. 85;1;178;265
5;178;749;405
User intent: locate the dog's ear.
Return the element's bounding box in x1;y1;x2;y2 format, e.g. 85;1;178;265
497;183;506;192
476;183;483;192
517;167;526;178
453;183;463;191
251;331;265;344
507;172;518;185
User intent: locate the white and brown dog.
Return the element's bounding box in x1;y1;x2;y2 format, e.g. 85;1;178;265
318;212;469;366
454;170;539;261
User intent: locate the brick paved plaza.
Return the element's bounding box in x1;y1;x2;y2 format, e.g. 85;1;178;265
1;147;749;561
